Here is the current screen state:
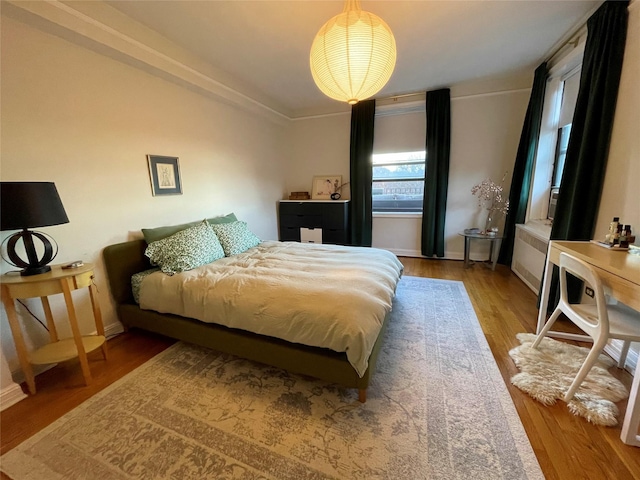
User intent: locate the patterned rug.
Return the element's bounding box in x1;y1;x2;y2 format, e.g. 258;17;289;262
1;276;543;479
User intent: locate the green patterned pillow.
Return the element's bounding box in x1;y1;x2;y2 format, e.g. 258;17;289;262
144;220;225;275
142;213;238;244
131;268;160;303
211;221;261;256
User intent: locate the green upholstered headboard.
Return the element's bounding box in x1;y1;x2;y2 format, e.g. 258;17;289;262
102;239;151;305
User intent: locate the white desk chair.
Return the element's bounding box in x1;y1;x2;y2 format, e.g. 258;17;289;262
532;251;640;402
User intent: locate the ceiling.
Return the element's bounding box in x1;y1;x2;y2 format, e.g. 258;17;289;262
104;0;601;118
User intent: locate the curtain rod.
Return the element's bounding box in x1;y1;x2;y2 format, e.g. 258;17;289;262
543;1;602;64
379;92;425;102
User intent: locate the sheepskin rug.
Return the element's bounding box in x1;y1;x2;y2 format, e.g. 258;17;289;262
509;333;629;426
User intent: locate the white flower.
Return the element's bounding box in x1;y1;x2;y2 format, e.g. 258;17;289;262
471;173;509;215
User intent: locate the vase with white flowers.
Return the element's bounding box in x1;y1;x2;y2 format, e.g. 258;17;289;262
471;172;509;234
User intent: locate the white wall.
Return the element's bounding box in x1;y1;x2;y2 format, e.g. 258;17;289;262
0;16;287;377
286;85;531;259
286;114;352;197
594;1;639;238
3;0;636;393
287;0;640;258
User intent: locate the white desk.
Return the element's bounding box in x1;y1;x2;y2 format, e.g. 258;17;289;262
537;241;640;446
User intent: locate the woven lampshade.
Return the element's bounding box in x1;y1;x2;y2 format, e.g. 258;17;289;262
310;0;396;105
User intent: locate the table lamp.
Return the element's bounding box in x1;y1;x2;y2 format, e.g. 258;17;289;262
1;182;69;276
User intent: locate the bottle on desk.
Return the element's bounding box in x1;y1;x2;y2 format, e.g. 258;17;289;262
606;216;620;244
620;225;634;248
614;224;623;245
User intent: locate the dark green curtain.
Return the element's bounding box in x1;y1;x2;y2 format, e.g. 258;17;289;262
544;0;629;308
349;99;376;247
421;88;450;257
498;63;548;265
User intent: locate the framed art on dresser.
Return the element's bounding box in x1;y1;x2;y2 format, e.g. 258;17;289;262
312;175;341;200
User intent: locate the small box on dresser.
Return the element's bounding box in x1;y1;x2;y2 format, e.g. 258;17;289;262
278;200;350;245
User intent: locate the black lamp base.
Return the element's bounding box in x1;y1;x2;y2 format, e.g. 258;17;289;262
21;265;52;277
2;229;58;277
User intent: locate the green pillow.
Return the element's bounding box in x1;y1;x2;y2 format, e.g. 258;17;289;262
144;220;225;275
142;213;237;244
211;221;261;256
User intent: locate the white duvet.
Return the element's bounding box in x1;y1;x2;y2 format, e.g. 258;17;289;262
138;241;404;376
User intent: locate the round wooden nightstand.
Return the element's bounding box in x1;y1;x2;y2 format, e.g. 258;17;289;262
1;263;108;394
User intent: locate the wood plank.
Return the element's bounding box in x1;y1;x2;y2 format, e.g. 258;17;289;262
2;258;639;479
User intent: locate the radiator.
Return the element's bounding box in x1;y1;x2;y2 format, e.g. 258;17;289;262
511;225;549;294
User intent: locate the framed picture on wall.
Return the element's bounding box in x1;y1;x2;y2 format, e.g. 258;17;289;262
147;155;182;196
312;175;342;200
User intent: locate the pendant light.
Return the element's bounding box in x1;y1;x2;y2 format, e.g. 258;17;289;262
310;0;396;105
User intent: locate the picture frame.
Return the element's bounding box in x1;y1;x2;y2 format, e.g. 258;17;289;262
147;155;182;196
312;175;342;200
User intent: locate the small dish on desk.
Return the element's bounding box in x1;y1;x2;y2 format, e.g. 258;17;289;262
590;240;629;251
464;228;481;234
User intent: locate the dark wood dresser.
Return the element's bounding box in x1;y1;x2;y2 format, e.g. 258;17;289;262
278;200;350;245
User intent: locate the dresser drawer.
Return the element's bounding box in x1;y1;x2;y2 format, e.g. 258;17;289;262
322;229;347;245
280;214;323;228
278;200;350;245
279;202;324;216
322;203;348;230
279;226;300;242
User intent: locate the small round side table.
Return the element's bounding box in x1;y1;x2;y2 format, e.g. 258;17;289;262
1;263;108;394
459;231;505;271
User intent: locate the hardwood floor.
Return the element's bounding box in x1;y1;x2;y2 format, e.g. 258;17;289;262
1;258;639;479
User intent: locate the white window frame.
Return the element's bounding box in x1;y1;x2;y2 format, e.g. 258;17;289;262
527;38;585;229
372;151;426;213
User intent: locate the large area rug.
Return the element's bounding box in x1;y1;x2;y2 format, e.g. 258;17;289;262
509;332;629;426
1;276;543;480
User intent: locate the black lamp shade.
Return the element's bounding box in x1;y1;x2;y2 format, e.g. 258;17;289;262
1;182;69;276
1;182;69;230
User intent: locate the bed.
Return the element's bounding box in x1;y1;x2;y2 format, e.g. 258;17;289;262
103;228;403;402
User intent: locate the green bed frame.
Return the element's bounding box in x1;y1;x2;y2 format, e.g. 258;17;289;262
102;239;390;402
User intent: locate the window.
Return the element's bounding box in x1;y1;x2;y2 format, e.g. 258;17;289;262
552;123;571;188
372;151;425;213
544;69;579;221
528;38;584;225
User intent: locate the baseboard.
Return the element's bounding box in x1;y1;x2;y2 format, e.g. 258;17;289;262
103;321;125;339
0;383;28;411
9;321;125;385
382;247;464;260
605;340;639;376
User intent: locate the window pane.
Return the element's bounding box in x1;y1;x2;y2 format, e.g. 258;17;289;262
552;124;570;187
372;180;424;212
372;151;425;213
373;163;425;180
372;151;425;165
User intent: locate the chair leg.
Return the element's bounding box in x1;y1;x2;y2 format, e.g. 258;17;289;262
618;341;631;369
564;340;607;403
531;308;562;349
